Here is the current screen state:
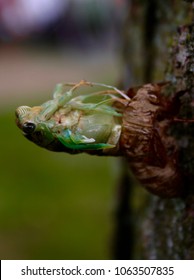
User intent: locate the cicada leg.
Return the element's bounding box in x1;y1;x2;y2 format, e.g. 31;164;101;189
69;96;122;116
38;81;86;121
172;117;194;123
62;80;130;100
39;80;129;121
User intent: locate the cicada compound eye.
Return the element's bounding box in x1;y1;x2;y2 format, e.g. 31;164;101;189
23;122;36;134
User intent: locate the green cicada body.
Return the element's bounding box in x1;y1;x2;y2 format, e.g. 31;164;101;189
16;80;129;156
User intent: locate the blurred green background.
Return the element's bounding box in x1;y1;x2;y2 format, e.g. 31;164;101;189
0;0;126;259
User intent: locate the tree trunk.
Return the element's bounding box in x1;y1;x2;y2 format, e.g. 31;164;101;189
115;0;194;259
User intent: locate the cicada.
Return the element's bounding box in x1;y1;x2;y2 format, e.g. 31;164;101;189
15;80;182;198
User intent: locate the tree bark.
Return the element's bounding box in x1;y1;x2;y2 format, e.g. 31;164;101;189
117;0;194;259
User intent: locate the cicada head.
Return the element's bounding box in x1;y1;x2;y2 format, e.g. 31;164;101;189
15;105;60;151
16;106;36;131
15;105;44;133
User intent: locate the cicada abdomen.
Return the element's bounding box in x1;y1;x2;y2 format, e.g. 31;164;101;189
119;83;183;198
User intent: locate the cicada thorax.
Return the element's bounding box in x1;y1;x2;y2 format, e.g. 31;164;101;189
119;84;183;198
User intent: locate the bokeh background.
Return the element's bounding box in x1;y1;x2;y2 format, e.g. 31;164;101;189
0;0;127;259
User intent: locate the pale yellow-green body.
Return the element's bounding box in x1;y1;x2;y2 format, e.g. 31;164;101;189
16;80;127;153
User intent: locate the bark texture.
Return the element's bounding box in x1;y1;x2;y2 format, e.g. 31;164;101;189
141;17;194;260
119;0;194;259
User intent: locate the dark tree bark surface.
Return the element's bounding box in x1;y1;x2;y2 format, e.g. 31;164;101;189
141;18;194;260
117;0;194;259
